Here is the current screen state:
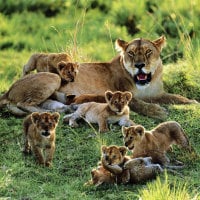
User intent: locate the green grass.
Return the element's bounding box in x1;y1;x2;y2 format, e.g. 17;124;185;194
0;0;200;199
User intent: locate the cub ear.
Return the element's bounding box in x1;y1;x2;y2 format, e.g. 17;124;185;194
31;112;40;124
153;35;166;51
101;145;107;153
74;62;80;70
135;125;145;136
105;90;113;102
57;61;67;71
119;146;127;157
122;126;128;136
91;169;98;177
138;158;145;165
115;39;128;52
124;91;132;102
52;112;60;123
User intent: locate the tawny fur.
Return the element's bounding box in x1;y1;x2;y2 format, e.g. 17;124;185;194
71;94;106;104
23;112;60;167
59;36;197;120
63;90;134;133
0;72;74;115
100;145;163;184
122;121;192;166
85;166;115;186
23;52;72;76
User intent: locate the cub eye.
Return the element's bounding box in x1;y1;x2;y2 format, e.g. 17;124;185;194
130;136;133;140
114;100;118;104
112;155;116;159
128;51;135;57
146;49;152;56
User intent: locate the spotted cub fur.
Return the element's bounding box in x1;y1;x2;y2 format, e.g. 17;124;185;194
63;90;134;133
87;145;163;185
23;112;60;167
122;121;192;166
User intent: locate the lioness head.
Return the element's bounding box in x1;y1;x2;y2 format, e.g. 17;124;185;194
105;90;132;114
115;36;166;88
57;61;79;83
31;112;60;137
122;125;145;150
101;145;127;165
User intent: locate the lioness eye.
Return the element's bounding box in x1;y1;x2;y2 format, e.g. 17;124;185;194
128;51;135;57
146;49;152;56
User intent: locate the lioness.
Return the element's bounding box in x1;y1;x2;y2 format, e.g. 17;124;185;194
63;90;134;132
23;52;72;76
122;121;192;166
59;36;197;119
100;145;163;184
23;112;60;167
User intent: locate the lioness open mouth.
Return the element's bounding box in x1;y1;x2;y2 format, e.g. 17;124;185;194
134;72;152;85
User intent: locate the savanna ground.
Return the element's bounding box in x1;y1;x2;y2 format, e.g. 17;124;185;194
0;0;200;199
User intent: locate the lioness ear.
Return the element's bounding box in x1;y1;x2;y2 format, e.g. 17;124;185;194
31;112;40;124
124;92;132;102
153;35;166;51
135;125;145;136
52;112;60;123
115;39;128;52
101;145;107;153
57;61;67;71
119;146;127;157
105;90;113;102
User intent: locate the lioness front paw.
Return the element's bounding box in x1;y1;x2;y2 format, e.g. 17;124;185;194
146;103;168;120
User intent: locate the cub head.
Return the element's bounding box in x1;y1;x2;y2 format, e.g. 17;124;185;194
124;157;146;170
115;36;166;89
89;166;112;186
122;125;145;150
57;61;79;83
101;145;127;165
105;90;132;114
31;112;60;137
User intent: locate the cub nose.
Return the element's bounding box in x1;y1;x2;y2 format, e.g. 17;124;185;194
105;155;109;161
134;63;145;69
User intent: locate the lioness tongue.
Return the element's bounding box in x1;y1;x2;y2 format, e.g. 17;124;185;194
137;74;147;80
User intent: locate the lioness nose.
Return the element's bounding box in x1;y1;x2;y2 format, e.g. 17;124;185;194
135;63;145;69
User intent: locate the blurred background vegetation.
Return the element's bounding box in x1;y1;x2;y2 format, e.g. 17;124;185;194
0;0;200;99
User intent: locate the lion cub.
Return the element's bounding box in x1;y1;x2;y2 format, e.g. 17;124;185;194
63;90;134;132
122;121;192;166
23;112;60;167
85;166;115;186
23;52;79;83
89;145;163;185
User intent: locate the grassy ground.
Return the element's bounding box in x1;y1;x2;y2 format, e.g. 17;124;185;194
0;1;200;199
